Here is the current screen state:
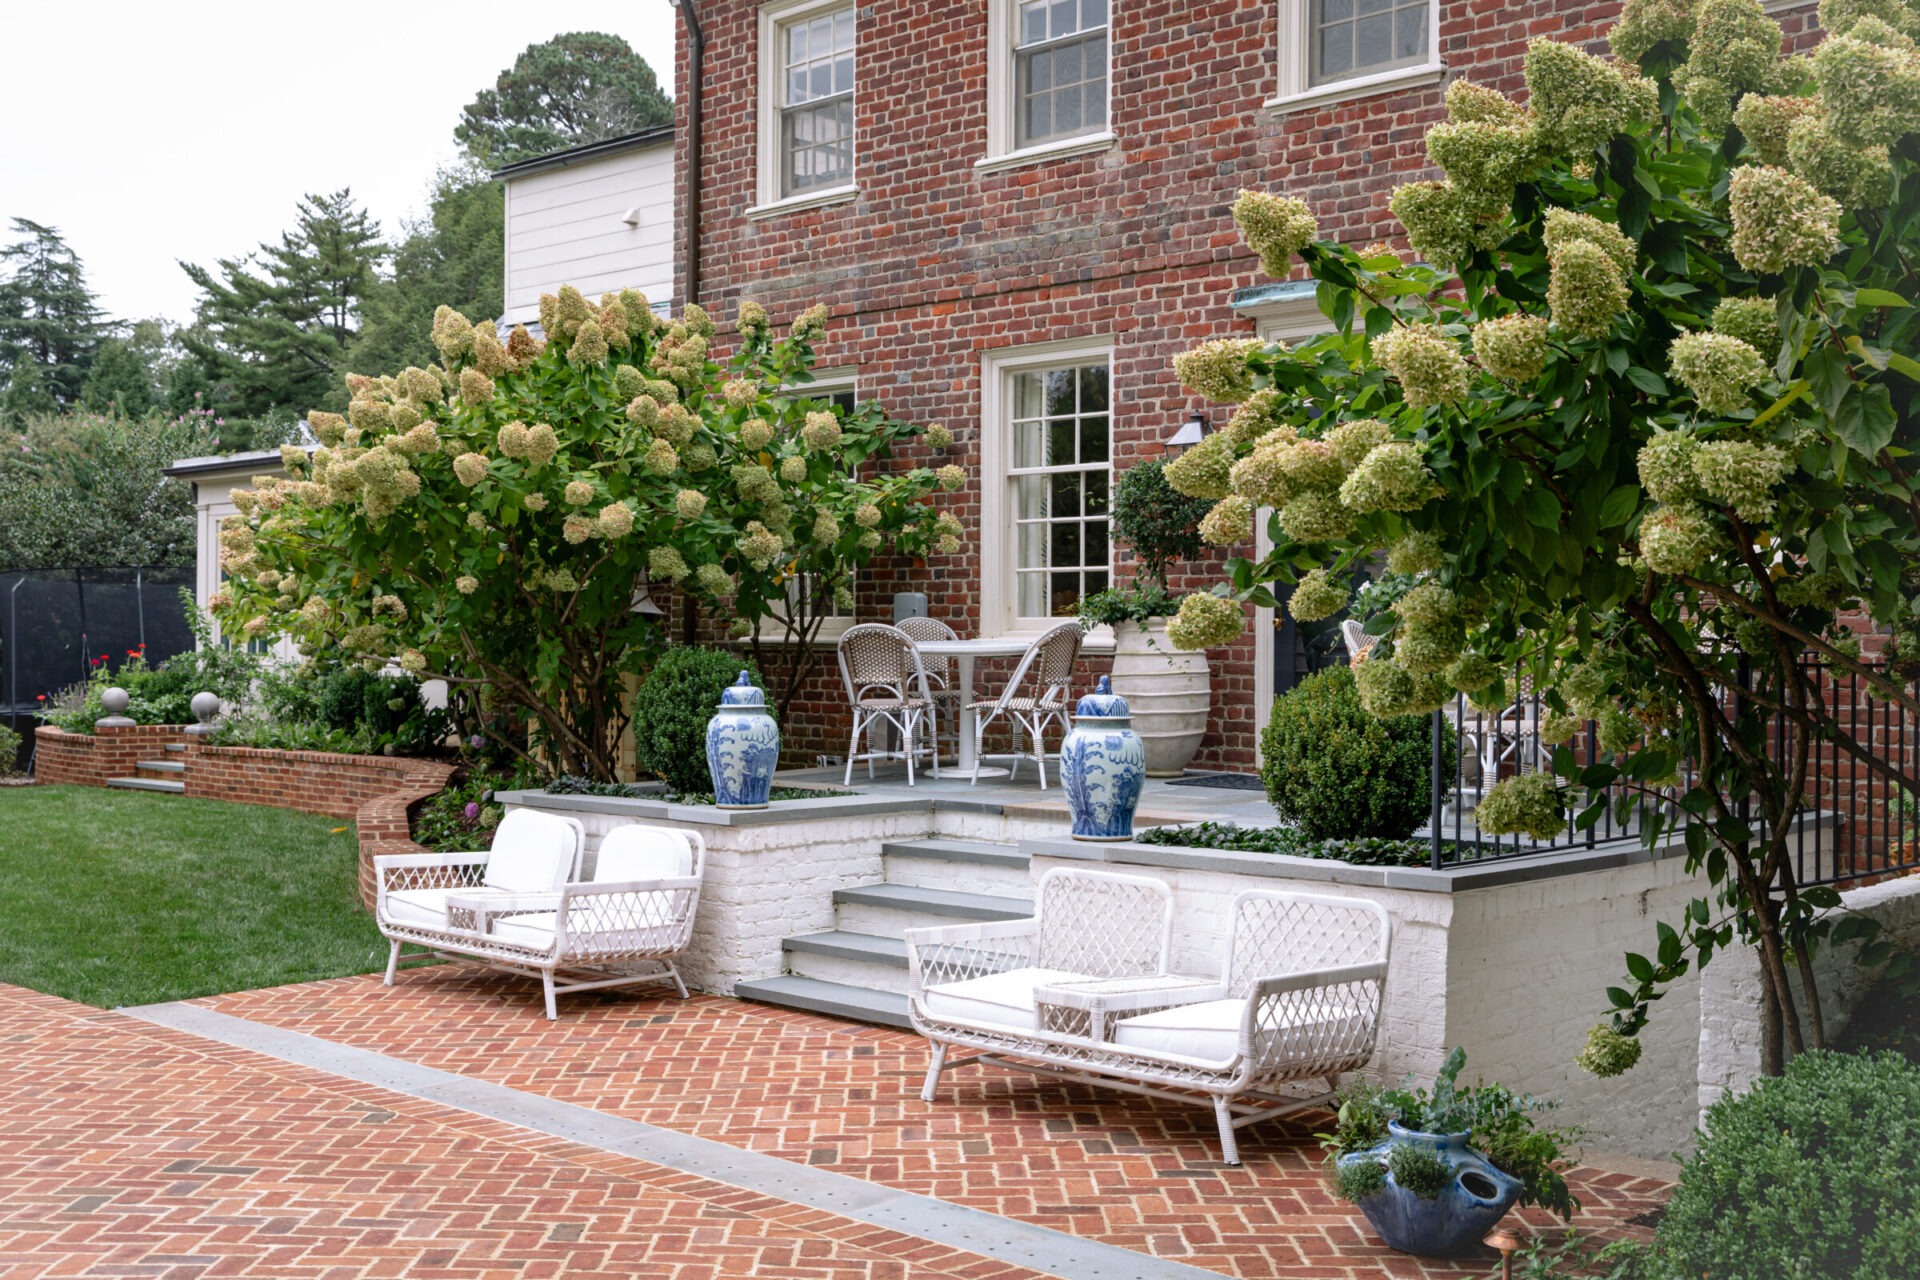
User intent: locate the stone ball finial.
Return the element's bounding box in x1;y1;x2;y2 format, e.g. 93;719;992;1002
101;687;131;716
191;691;220;724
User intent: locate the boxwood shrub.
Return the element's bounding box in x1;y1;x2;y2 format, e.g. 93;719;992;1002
1645;1050;1920;1279
630;647;768;794
1260;665;1450;840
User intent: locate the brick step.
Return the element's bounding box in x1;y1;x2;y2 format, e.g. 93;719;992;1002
831;883;1032;939
135;759;186;775
733;975;911;1029
880;838;1029;894
105;777;185;795
784;931;909;994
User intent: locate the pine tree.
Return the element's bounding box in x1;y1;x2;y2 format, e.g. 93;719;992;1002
0;218;104;405
80;337;155;416
348;168;504;375
178;190;384;416
455;33;672;168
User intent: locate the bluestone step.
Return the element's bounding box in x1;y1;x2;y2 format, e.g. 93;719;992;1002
136;759;186;774
733;975;911;1029
163;743;187;753
783;930;908;967
880;838;1030;869
831;883;1031;919
105;777;184;794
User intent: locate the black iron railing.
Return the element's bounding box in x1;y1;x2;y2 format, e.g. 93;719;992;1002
1423;659;1920;886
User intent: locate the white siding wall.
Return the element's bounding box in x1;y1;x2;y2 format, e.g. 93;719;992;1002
503;142;675;326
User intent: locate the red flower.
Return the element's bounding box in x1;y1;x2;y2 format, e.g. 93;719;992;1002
36;694;45;701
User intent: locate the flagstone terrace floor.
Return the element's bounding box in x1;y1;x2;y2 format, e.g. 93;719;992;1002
0;972;1672;1279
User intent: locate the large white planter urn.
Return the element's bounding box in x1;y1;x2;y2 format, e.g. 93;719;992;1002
1107;617;1210;777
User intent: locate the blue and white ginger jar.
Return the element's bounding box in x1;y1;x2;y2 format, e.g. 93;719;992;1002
706;671;780;809
1060;675;1146;842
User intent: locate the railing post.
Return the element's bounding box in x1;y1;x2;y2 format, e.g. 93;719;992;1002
1431;708;1444;871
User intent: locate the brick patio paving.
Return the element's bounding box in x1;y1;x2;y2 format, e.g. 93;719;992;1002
96;966;1675;1278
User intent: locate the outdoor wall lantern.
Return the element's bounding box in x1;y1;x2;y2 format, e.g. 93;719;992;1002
1164;408;1210;453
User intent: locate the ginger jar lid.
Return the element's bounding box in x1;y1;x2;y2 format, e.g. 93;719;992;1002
1074;675;1130;719
717;670;768;710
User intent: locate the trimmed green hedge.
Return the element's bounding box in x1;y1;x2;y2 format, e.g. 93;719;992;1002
1259;665;1451;840
629;647;767;793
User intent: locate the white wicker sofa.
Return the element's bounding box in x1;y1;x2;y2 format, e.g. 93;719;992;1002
376;815;705;1019
907;871;1391;1164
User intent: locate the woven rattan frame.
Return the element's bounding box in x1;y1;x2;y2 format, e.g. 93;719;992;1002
906;882;1391;1164
968;620;1082;787
837;623;938;785
897;616;963;761
375;822;706;1019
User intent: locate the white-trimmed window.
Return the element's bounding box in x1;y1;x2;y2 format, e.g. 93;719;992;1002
754;0;857;215
980;341;1113;632
1271;0;1443;114
980;0;1115;172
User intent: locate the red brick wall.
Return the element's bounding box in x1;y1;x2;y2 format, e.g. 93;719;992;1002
673;0;1767;769
34;725;188;789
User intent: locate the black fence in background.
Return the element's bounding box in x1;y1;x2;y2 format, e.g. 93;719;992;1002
0;567;196;718
1425;659;1920;887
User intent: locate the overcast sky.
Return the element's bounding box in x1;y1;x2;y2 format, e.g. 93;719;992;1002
0;0;677;328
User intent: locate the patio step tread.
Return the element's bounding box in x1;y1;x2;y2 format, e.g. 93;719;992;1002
831;883;1032;920
783;930;908;968
163;743;187;753
733;976;911;1029
135;760;187;774
105;777;185;794
880;838;1029;869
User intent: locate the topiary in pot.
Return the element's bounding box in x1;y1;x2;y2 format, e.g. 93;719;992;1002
1112;458;1214;588
631;647;769;794
1644;1049;1920;1279
1260;664;1451;839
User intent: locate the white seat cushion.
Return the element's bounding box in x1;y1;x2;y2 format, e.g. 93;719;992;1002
918;967;1089;1031
382;887;461;930
489;911;684;954
1111;997;1365;1064
484;810;577;892
594;826;694;882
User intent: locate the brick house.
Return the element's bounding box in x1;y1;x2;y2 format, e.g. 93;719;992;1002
665;0;1821;771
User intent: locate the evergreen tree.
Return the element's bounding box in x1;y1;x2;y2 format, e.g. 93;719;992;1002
178;190;384;416
1;360;56;426
0;218;104;405
347;168;504;375
455;33;672;168
80;337;154;416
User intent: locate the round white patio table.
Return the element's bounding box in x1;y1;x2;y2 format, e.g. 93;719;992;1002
913;635;1035;779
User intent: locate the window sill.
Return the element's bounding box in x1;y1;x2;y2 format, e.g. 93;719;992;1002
1264;63;1446;116
974;131;1117;176
746;185;860;221
999;623;1116;653
732;622;857;647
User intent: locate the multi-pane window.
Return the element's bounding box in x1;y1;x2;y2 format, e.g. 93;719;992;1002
1014;0;1108;150
1009;362;1111;618
779;7;854;196
1310;0;1428;85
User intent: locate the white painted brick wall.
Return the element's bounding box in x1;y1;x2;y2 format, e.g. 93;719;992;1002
1697;873;1920;1122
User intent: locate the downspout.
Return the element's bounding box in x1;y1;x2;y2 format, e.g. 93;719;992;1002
670;0;705;647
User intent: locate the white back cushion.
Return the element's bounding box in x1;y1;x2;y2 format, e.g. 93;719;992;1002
484;810;576;892
594;825;694;882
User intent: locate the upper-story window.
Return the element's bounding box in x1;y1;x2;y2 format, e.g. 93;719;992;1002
754;0;859;215
1271;0;1443;113
980;0;1116;172
1013;0;1109;150
1310;0;1428;85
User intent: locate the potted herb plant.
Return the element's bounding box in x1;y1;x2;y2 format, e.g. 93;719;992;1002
1084;458;1215;775
1322;1049;1580;1257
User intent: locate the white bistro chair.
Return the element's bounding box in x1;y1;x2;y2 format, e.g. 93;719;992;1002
836;623;939;786
897;615;963;765
969;620;1083;788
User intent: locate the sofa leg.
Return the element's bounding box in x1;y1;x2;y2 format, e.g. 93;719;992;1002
384;939;402;986
669;964;689;999
1213;1096;1241;1166
542;972;559;1020
920;1043;948;1101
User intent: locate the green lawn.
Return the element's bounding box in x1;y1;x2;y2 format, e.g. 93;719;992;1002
0;785;388;1007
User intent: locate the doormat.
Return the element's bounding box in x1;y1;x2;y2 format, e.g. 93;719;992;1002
1165;773;1266;790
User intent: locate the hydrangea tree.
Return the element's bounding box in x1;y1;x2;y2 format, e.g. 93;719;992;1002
213;289;961;779
1165;0;1920;1072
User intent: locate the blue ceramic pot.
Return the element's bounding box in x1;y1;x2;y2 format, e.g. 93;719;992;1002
1337;1123;1525;1257
706;671;780;810
1060;676;1147;842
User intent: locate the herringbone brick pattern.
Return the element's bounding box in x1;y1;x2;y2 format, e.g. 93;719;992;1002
203;969;1672;1278
0;984;1038;1280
